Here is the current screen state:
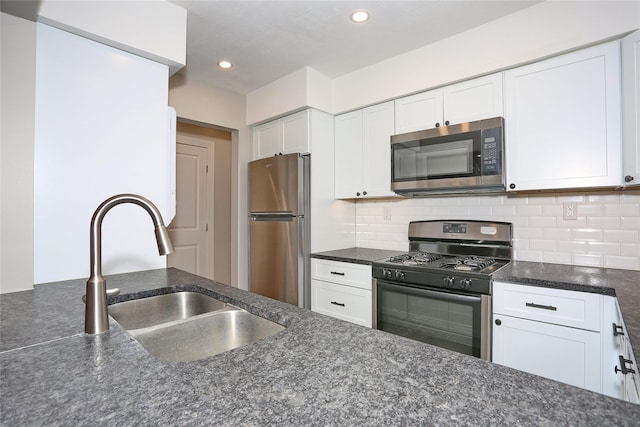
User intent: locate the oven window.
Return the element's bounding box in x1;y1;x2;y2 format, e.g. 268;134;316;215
377;282;481;357
393;139;474;180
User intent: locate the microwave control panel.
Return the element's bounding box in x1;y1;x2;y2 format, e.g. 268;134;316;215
480;127;502;175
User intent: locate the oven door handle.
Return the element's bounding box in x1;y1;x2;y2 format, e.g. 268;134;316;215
377;281;482;304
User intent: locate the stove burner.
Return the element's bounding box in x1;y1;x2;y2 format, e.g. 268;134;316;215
439;256;496;271
388;252;442;266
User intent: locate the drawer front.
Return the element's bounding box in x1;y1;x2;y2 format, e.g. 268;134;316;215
311;259;372;290
493;281;602;331
311;279;372;327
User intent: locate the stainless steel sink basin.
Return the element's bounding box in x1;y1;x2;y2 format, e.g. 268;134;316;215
108;291;285;362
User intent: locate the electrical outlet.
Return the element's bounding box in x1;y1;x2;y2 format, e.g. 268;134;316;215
563;202;577;220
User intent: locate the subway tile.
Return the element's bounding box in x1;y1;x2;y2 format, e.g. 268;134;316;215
542;252;572;265
620;191;640;203
529;216;556;227
621;244;640;257
542;228;571;241
516;205;543;216
604;229;639;244
556;194;586;203
542;205;563;216
468;205;493;216
586;193;620;203
605;203;640;217
514;227;542;239
570;229;603;241
514;249;542;262
572;254;604;268
586;217;621;230
558;217;588;228
604;256;640;270
530;239;557;251
557;240;588;253
492;205;517;216
621;217;640;229
586;242;620;255
579;204;605;217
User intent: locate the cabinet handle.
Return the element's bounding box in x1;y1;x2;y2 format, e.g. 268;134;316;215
525;302;557;311
330;301;345;307
330;271;345;276
612;323;625;337
625;175;635;183
615;355;636;375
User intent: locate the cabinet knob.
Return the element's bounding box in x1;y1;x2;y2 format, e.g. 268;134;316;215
435;122;440;128
363;191;367;196
495;319;502;326
509;183;516;190
444;120;450;126
625;175;635;183
356;192;361;197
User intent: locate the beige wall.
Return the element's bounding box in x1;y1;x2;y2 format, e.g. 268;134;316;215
1;12;36;293
169;75;251;289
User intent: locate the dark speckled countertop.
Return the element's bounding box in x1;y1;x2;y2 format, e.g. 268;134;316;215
2;267;640;425
311;247;405;265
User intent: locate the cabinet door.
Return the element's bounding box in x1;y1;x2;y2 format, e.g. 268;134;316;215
493;315;602;393
311;279;372;327
253;120;281;159
362;101;396;198
443;73;503;125
281;110;310;155
334;110;363;198
602;296;626;400
504;41;622;191
623;30;640;187
394;88;443;134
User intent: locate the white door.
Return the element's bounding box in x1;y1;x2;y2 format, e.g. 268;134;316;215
167;143;211;278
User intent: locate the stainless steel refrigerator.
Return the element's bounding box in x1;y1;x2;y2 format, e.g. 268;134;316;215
248;153;310;308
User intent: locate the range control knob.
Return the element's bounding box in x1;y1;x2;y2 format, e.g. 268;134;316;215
395;271;406;281
383;269;393;279
459;278;472;290
443;276;455;288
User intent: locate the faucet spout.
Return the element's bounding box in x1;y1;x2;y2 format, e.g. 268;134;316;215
85;194;174;334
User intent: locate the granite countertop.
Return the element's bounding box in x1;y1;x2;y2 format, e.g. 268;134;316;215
311;247;405;265
2;268;640;425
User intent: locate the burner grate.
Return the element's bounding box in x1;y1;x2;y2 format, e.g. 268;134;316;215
388;252;442;265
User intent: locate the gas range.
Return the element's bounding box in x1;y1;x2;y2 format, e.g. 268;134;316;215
372;220;513;295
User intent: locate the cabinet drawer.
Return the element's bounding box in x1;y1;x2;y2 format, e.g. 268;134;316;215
311;259;372;290
493;282;602;331
311;279;372;327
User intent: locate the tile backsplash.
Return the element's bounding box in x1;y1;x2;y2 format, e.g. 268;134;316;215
355;190;640;271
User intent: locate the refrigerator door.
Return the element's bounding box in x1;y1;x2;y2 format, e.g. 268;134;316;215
249;214;303;307
248;153;302;215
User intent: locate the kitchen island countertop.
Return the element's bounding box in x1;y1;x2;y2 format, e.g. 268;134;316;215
2;268;640;425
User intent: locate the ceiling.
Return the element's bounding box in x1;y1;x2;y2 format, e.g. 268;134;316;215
169;1;541;95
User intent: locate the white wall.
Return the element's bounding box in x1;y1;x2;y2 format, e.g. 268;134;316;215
332;1;640;113
0;13;36;293
355;191;640;271
34;24;171;284
37;0;186;74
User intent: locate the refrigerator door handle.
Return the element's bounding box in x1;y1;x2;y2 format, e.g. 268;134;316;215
249;213;296;221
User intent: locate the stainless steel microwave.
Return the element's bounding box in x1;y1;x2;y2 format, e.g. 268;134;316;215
391;117;505;196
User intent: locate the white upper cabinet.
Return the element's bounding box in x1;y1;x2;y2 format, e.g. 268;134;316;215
335;101;395;199
253;109;310;159
394;73;503;134
622;30;640;188
504;41;622;192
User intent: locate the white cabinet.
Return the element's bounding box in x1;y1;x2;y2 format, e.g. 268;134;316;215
493;282;603;393
394;73;503;134
253;109;310;159
504;41;622;192
334;101;395;199
311;259;372;327
602;296;640;403
622;30;640;188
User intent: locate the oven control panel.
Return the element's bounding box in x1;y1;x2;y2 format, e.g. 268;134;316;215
374;266;491;295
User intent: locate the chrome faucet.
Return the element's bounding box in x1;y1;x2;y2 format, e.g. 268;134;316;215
85;194;174;334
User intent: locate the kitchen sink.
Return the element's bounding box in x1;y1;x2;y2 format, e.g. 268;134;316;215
108;291;285;362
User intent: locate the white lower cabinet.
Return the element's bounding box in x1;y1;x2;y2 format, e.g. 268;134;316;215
493;281;640;403
311;259;372;327
492;313;602;392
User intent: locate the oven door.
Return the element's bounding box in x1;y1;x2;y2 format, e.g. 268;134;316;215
374;279;491;360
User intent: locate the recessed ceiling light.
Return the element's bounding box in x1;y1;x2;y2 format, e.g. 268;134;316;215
350;10;369;23
218;61;232;69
